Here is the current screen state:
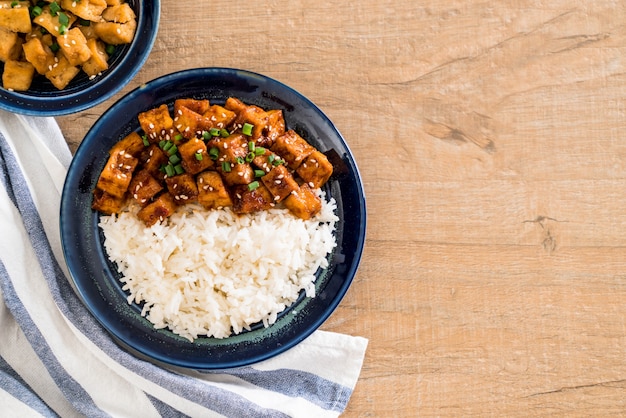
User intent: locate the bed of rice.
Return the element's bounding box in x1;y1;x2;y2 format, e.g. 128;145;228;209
98;194;338;341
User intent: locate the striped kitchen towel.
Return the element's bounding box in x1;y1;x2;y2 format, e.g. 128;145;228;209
0;110;367;418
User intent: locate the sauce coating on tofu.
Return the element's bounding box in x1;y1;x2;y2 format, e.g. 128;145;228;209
92;97;334;225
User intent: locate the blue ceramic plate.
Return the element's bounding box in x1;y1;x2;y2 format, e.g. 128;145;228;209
0;0;160;116
60;68;366;370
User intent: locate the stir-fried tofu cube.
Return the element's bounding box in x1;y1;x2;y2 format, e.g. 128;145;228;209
296;150;333;189
109;131;146;158
174;98;210;115
260;164;299;203
178;137;213;175
219;160;254;186
45;53;80;90
101;3;135;23
283;183;322;220
137;193;176;226
231;183;274;214
208;134;247;160
252;149;280;174
270;130;315;170
2;60;34;91
58;27;92;66
197;171;232;209
263;109;286;145
78;23;98;40
173;103;213;139
93;19;136;44
203;104;236;130
0;28;22;62
32;7;77;37
128;169;162;206
96;150;138;198
22;37;56;75
225;97;269;139
0;7;31;33
92;188;125;214
138;104;175;143
165;173;198;204
82;38;108;77
61;0;107;22
139;144;168;180
105;0;121;5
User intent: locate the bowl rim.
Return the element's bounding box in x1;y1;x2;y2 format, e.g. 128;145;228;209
0;0;161;116
61;67;367;369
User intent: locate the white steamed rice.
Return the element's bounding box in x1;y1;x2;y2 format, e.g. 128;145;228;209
99;194;338;341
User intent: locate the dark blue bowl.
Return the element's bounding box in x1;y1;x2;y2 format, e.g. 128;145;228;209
60;68;366;370
0;0;160;116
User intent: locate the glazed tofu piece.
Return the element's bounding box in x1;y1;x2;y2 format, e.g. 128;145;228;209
165;173;198;204
58;27;92;66
231;183;274;214
139;144;168;181
128;169;162;206
137;193;177;226
260;164;298;203
225;97;268;139
22;37;56;75
178;137;213;175
203;104;236;130
138;104;175;144
96;150;138;198
109;131;146;158
270;130;314;170
252;148;281;174
172;103;213;139
283;183;322;220
61;0;107;22
209;134;254;186
91;188;125;214
2;60;34;91
262;109;286;146
45;54;80;90
0;7;31;33
196;171;232;209
174;98;210;115
296;150;333;189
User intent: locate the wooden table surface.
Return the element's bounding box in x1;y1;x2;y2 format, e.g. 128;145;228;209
57;1;626;416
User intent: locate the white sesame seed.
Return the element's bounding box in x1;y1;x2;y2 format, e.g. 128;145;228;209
149;123;154;129
308;182;314;187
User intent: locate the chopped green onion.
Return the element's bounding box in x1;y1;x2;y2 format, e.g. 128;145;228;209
248;141;255;152
235;156;245;164
174;164;184;175
49;1;60;15
247;181;259;191
58;11;69;25
174;133;183;141
79;18;90;26
162;140;173;151
105;44;115;55
142;135;149;147
11;1;18;8
268;154;275;163
49;42;60;52
202;131;211;140
219;128;229;137
169;154;181;164
245;152;254;162
272;158;283;166
209;147;219;160
59;24;68;35
168;146;178;156
254;169;265;178
158;139;166;148
209;127;220;136
31;5;42;16
40;27;48;35
222;161;231;172
242;123;254;136
164;164;175;177
159;164;166;173
254;146;266;156
195;152;203;161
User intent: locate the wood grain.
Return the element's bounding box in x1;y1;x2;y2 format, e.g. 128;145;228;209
58;1;626;416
